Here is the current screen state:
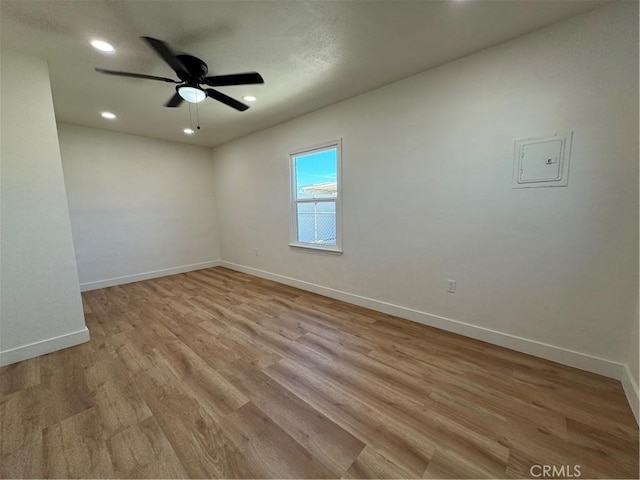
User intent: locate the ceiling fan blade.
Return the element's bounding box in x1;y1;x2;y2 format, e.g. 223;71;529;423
202;72;264;87
164;92;184;108
205;89;249;111
141;36;190;79
95;68;179;83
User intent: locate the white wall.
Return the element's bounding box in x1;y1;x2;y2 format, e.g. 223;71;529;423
0;51;88;366
212;1;638;376
57;124;219;290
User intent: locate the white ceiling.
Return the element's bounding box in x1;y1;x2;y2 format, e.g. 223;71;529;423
1;0;608;148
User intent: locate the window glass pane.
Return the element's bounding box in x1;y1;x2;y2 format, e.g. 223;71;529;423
296;201;336;245
294;148;337;200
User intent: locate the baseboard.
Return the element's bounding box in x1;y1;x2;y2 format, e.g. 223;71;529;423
621;364;639;425
221;261;624;381
80;260;222;292
0;327;90;367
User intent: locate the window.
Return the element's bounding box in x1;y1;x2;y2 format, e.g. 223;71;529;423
289;139;342;252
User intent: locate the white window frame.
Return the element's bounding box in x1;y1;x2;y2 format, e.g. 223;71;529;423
288;138;342;254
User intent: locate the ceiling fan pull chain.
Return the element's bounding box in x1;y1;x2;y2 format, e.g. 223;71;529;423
196;102;201;130
188;101;194;131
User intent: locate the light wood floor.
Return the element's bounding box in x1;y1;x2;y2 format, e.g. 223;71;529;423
1;267;638;479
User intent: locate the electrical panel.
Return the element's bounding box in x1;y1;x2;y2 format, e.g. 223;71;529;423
513;132;572;188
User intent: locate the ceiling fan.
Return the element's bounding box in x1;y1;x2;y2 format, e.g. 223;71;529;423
95;37;264;111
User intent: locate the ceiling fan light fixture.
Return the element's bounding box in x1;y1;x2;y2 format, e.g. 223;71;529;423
178;86;206;103
91;39;115;53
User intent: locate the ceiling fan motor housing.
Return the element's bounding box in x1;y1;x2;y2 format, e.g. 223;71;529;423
176;54;208;82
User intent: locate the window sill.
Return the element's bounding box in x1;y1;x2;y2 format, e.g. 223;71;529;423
288;243;343;255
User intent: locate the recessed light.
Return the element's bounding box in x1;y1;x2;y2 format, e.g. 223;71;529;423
91;39;115;53
184;128;195;135
101;111;116;119
242;95;257;102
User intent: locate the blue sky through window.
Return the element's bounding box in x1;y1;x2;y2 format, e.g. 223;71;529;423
295;148;337;189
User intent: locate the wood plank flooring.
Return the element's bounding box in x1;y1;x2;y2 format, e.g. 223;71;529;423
1;267;638;478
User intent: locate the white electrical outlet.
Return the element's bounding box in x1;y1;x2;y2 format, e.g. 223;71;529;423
447;280;456;293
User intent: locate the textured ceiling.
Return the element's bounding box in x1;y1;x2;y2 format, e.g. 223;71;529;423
1;0;608;148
